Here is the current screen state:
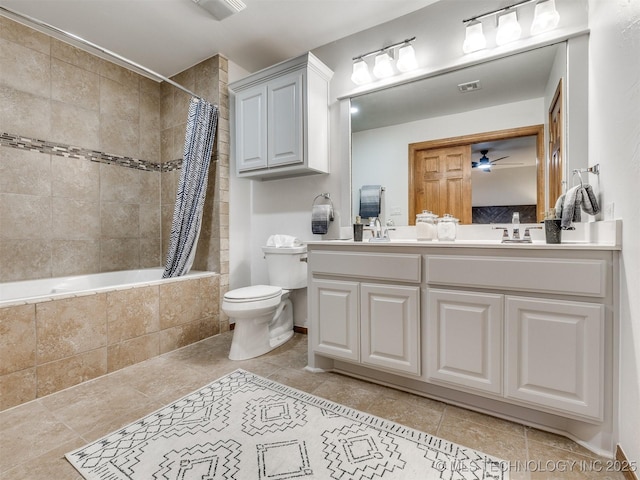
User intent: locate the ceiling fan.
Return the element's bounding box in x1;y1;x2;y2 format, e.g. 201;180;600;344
471;149;518;172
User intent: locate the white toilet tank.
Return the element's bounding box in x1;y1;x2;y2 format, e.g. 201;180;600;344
262;245;307;289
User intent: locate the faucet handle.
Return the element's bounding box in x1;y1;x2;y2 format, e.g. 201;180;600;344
523;226;543;241
492;226;510;241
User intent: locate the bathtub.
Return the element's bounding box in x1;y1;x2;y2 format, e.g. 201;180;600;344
0;267;211;307
0;267;221;411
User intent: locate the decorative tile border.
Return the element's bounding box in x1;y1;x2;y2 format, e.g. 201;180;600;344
0;132;182;172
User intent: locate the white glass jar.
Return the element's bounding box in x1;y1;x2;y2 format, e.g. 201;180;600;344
416;210;437;240
437;213;459;241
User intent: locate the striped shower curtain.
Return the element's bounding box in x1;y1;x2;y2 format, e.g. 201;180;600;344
162;97;219;278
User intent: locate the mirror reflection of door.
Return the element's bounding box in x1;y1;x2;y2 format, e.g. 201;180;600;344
408;144;472;224
408;125;544;225
548;80;563;207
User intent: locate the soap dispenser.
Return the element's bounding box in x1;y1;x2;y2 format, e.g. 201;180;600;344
353;216;363;242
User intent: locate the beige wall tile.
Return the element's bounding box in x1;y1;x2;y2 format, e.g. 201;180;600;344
100;238;140;272
0;368;37;411
0;37;50;97
107;333;160;373
0;85;51;139
51;58;100;111
159;318;207;354
139;203;161;238
0;239;52;282
199;275;220;318
0;304;36;375
101;202;140;238
99;61;138;89
50;38;101;74
0;193;51;239
52;197;100;240
51;155;100;201
100;76;139;122
159;279;202;329
36;348;107;397
0;16;50;54
140;237;162;268
100;163;142;203
0;147;51;196
36;294;108;363
99;112;139;158
50;100;100;150
51;239;101;277
107;286;159;343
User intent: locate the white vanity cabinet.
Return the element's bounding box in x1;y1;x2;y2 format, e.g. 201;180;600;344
309;251;422;376
426;289;504;395
306;239;619;454
230;52;333;180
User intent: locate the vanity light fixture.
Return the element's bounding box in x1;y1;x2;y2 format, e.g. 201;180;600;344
351;58;372;85
351;37;417;85
462;0;560;54
496;11;522;46
531;0;560;35
372;51;394;78
462;22;486;54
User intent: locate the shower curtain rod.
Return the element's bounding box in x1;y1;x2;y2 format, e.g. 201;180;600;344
0;5;204;101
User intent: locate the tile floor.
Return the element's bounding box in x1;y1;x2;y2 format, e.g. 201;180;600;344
0;332;626;480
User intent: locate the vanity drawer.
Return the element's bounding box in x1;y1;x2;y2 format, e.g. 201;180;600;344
309;251;421;283
426;256;606;297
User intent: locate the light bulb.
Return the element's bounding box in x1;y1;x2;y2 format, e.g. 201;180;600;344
462;22;486;54
372;51;394;79
351;58;372;85
496;11;522;46
396;43;418;72
531;0;560;35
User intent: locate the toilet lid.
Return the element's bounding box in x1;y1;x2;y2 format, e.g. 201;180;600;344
224;285;282;303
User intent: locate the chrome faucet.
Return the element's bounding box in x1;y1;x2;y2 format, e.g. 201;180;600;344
493;212;542;243
368;217;390;242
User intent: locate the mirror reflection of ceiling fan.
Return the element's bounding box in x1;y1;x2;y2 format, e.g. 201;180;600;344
471;149;523;172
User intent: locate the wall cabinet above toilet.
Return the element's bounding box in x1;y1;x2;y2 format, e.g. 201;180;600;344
230;52;333;180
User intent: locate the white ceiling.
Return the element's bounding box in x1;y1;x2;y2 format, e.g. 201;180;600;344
0;0;440;77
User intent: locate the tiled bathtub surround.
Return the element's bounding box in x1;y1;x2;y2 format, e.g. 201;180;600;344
0;15;230;296
0;271;220;411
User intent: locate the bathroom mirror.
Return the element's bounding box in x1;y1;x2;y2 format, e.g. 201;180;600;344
349;39;588;225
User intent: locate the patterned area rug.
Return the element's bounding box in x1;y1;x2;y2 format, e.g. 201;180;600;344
66;369;508;479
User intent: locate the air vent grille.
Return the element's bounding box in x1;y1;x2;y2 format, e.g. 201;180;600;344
458;80;482;92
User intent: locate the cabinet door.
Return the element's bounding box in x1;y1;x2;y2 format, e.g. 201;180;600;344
235;85;268;172
505;296;604;421
361;284;420;375
310;279;359;361
426;289;503;395
268;71;303;167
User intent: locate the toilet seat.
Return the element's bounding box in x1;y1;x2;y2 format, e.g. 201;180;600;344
224;285;282;303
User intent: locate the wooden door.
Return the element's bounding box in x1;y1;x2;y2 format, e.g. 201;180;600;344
409;145;471;224
548;80;563;209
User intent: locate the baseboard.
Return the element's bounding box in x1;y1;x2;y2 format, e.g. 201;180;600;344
228;323;307;335
616;444;639;480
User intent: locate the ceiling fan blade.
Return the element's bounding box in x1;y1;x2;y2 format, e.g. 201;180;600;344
489;156;510;164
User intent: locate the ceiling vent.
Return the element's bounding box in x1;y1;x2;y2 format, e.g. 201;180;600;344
192;0;246;20
458;80;482;93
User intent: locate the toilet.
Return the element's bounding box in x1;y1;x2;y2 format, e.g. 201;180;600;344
223;243;307;361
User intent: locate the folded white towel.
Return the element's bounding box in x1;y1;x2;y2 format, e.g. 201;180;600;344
267;234;303;248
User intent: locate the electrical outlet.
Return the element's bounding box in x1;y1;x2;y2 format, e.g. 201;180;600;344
604;202;614;220
391;206;402;216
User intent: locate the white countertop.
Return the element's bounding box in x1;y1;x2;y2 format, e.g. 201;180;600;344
307;220;622;251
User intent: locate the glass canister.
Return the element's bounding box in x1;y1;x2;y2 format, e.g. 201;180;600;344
416;210;438;241
437;213;459;241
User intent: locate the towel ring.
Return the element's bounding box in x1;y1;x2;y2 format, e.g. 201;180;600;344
572;170;584;187
312;193;334;221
